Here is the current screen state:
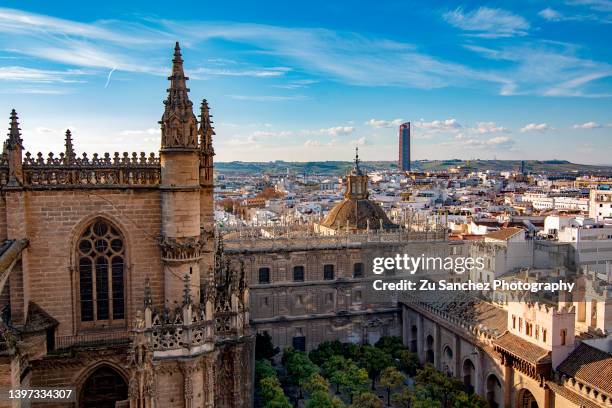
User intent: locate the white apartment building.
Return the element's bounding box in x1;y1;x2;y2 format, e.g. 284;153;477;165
589;189;612;221
520;191;588;212
555;216;612;274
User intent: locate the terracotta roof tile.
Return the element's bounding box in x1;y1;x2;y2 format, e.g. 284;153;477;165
546;381;602;408
557;343;612;395
485;227;524;241
319;198;397;231
493;331;551;364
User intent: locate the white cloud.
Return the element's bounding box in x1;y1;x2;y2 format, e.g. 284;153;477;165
463;135;514;147
0;7;485;91
35;126;55;134
327;126;355;136
486;136;512;145
304;136;344;148
573;121;602;129
0;6;609;101
304;140;321;148
414;118;462;132
192;66;290;78
366;118;404;128
119;128;159;136
354;136;368;146
464;43;612;97
443;7;530;38
520;123;552;132
303;126;355;137
566;0;612;12
228;95;307;102
536;7;609;23
473;121;509;134
251;130;293;138
0;66;87;83
226;136;259;146
538;8;565;21
273;79;318;89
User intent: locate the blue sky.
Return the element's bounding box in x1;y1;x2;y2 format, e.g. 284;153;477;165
1;1;611;164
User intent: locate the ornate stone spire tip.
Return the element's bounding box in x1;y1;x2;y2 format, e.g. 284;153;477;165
160;41;197;149
169;41;186;80
7;109;22;149
351;146;363;175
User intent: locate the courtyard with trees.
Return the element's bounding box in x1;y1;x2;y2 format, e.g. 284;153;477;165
254;335;488;408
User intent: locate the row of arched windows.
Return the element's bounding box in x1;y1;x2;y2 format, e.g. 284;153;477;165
257;263;365;284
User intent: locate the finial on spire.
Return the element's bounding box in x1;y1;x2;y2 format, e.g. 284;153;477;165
7;109;23;150
199;98;216;151
352;146;363;175
172;41;184;74
64;129;75;164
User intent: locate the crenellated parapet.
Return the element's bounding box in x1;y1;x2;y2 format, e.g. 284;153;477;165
15;151;161;188
0;113;163;188
24;150;159;167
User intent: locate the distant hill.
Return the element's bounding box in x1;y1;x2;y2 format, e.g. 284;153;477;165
215;160;612;176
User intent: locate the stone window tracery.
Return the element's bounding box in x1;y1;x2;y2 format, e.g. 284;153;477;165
77;219;125;324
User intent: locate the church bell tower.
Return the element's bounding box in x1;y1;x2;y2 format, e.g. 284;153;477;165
159;42;203;306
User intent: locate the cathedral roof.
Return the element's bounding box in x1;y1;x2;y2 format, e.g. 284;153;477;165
493;331;551;364
557;342;612;395
319;197;398;231
546;381;602;408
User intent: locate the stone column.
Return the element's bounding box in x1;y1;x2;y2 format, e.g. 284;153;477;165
203;353;216;408
417;314;424;362
502;357;513;408
181;361;196;408
454;334;461;380
434;323;441;370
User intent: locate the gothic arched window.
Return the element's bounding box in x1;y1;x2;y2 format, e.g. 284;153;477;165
77;219;125;324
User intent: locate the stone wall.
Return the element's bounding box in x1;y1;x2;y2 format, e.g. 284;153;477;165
3;188;163;335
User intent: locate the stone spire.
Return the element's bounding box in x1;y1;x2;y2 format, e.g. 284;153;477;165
6;109;23;150
198;99;215;154
199;99;215;188
64;129;75;164
160;41;198;149
6;109;24;186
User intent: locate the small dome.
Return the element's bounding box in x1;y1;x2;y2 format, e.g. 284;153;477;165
319;198;398;231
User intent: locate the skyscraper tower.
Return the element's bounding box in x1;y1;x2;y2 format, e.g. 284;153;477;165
399;122;411;172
